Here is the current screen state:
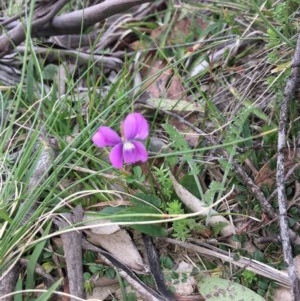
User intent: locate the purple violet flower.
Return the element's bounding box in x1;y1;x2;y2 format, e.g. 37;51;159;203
92;113;149;169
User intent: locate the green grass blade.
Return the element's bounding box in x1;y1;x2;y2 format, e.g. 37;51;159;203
25;221;52;290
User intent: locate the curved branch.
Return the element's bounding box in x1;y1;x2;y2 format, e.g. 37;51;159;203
0;0;70;57
0;0;151;58
36;0;151;36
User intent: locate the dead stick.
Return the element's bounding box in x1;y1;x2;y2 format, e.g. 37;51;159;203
54;206;85;300
0;0;71;57
0;0;151;58
0;264;21;301
276;32;300;301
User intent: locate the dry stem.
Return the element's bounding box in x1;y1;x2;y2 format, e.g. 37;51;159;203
276;32;300;301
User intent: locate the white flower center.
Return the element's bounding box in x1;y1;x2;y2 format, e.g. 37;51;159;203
123;141;135;151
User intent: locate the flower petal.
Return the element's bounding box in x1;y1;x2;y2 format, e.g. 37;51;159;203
92;126;121;147
109;144;123;168
123;141;148;164
123;113;149;140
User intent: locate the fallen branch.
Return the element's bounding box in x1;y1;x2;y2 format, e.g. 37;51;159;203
165;238;291;287
0;265;21;301
0;0;70;57
0;0;151;58
276;32;300;301
35;0;151;37
54;206;85;300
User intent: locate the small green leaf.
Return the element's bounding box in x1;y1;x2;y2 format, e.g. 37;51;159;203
84;272;91;280
105;266;116;278
42;261;56;273
0;210;13;223
163;123;192;161
26;221;52;290
132;193;162;207
160;255;174;269
180;175;202;199
42;64;58;80
203;181;224;205
130;224;167;237
105;206;167;236
112;206;162;222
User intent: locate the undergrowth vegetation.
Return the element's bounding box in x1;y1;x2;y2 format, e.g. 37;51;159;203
1;0;300;300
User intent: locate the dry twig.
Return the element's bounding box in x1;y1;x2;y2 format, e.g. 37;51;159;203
276;32;300;301
0;265;21;301
165;238;291;287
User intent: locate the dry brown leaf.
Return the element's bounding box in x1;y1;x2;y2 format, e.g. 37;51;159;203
166;73;187;100
149;16;208;46
168;112;201;146
85;228;144;271
141;54;187;100
83;210;144;271
255;149;299;187
139;54;200;146
88;283;118;300
130;14;208;51
141;55;171;97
